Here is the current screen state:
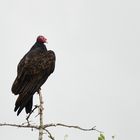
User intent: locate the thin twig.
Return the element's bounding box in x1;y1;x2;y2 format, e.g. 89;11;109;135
21;121;32;125
44;129;55;140
44;123;103;133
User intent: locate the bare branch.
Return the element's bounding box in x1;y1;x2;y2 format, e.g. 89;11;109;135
38;89;44;140
0;122;102;133
0;122;39;130
44;123;102;133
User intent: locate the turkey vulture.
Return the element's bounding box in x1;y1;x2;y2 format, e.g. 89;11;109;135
11;35;56;116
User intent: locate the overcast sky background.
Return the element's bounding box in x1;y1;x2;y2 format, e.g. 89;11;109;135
0;0;140;140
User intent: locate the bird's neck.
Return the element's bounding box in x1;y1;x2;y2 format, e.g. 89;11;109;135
30;42;47;51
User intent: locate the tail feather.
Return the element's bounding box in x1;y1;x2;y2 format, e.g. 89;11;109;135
25;96;33;114
15;94;33;116
14;92;32;115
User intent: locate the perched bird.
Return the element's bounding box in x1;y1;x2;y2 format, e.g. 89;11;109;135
11;35;56;116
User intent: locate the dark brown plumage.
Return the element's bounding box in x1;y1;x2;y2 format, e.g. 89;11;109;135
11;36;56;115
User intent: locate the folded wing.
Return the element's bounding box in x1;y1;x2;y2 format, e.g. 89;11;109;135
11;50;55;115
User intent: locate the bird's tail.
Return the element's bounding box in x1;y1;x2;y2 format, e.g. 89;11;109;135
14;78;40;116
14;92;33;116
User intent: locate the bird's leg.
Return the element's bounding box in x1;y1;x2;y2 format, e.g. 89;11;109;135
26;105;39;125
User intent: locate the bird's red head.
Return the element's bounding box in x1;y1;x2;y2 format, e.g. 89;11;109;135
37;35;48;43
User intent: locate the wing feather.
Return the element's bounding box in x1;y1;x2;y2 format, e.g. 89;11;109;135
12;50;55;94
23;50;55;75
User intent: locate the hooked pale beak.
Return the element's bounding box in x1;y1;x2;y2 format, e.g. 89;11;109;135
44;38;48;43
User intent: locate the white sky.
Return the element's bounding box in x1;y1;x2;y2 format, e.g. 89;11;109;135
0;0;140;140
